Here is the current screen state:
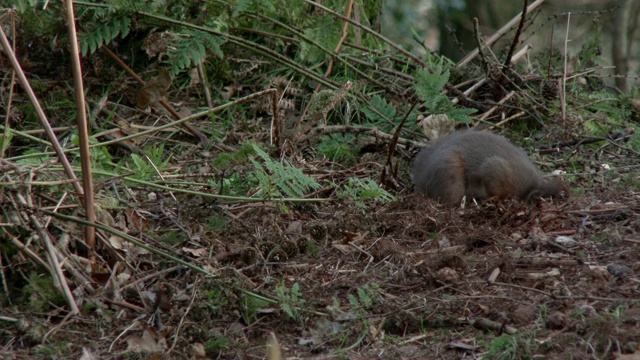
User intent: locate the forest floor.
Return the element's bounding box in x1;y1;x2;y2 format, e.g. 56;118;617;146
2;5;640;359
3;113;640;359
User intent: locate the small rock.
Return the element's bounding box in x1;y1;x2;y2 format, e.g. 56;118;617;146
572;303;597;317
607;264;632;279
436;267;460;283
528;226;550;242
437;236;451;248
510;232;523;241
554;236;577;246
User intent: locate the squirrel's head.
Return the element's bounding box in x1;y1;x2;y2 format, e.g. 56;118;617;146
526;178;567;201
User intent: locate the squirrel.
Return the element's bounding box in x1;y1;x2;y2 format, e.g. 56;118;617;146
411;131;565;204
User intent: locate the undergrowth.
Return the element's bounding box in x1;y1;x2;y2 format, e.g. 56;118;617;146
3;0;640;359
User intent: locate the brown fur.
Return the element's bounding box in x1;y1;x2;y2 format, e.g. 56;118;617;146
411;131;565;204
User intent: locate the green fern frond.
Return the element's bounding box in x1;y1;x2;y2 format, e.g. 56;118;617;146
413;64;476;123
583;92;630;122
361;94;397;123
14;0;39;13
14;150;49;166
233;0;277;17
348;294;359;308
298;18;341;63
250;145;320;199
414;64;450;99
336;177;394;209
318;135;358;165
444;107;476;123
164;29;224;75
233;0;255;16
79;14;131;56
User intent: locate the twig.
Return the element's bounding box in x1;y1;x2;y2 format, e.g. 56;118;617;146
456;0;546;69
477;91;516;123
99;46;208;146
42;311;74;343
136;10;341;91
168;277;199;354
64;0;96;253
384;101;418;178
122;265;183;290
490;111;525;129
453;43;532;106
300;0;426;68
561;13;571;120
91;89;278;150
109;319;142;352
295;81;353;145
309;124;423;149
0;24;83;197
270;88;282;152
472;18;489;70
504;0;529;69
2;228;52;273
1;10;16;159
0;247;8;305
197;62;213;108
16;194;79;314
547;23;555;78
314;0;354;93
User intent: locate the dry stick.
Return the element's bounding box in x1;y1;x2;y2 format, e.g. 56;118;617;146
2;228;52;274
547;23;555;78
384;101;418;172
477;91;516;123
0;25;83;197
42;312;74;344
342;54;414;80
0;248;9;303
1;11;16;159
300;0;426;68
269;89;282;152
64;0;96;254
144;10;400;125
314;0;354;94
248;11;402;120
491;111;526;128
85;89;278;151
168;277;199;354
295;81;353;145
311;124;423;149
43;210;327;317
54;250;96;293
472;18;489;70
21;127;72;135
504;0;529;69
15;194;80;314
138;11;340;90
197;62;213;109
99;46;208;146
453;43;532;106
561;13;571;120
456;0;545;69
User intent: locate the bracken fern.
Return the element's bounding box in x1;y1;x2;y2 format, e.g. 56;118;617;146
79;14;131;56
413;58;476;123
250;145;320;199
